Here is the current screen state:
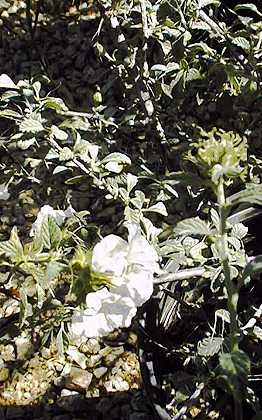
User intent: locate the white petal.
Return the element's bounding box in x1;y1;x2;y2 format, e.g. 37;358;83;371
72;292;137;338
85;287;112;314
125;270;154;306
102;295;137;329
71;312;111;337
92;234;128;276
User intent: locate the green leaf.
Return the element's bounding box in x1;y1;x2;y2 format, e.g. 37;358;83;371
161;83;173;98
185;68;201;82
37;216;62;250
0;74;18;89
242;255;262;283
19;288;33;327
126;173;138;193
231;223;248;240
231;37;250;51
0;109;22;120
36;283;46;308
198;0;221;7
144;202;168;216
44;261;64;286
17;137;36;150
51;125;68;140
216;309;230;323
198;337;223;357
131;190;145;210
227;184;262;206
65;175;87;185
0;227;24;262
59;147;74;161
234;3;262;17
102;152;131;173
20;117;44;134
56;322;65;355
53;165;69;175
218;350;250;399
174;217;213;236
102;152;131;165
42;97;68;112
151;64;167;73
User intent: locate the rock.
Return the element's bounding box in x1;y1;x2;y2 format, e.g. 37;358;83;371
104;376;129;392
41;346;51;359
60;388;79;397
15;336;34;360
81;338;100;354
93;366;107;378
66;346;87;369
55;367;93;391
86;354;102;368
54;361;64;372
0;367;9;382
69;367;93;390
0;344;15;362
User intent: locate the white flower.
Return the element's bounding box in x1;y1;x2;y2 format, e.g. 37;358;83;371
30;204;75;237
71;223;159;338
0;184;10;201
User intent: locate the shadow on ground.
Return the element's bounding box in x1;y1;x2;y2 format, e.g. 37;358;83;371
0;389;155;420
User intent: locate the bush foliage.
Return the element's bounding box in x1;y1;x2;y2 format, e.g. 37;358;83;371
0;1;262;419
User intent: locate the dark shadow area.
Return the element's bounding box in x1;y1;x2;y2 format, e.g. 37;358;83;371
0;389;155;420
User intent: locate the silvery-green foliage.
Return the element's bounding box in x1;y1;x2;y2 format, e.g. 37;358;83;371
0;0;262;416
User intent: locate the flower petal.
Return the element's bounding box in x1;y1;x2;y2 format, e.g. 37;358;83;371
125;270;154;306
92;234;128;276
85;287;112;315
71;312;111;337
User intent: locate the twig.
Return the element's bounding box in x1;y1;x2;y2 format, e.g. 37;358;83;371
154;267;206;284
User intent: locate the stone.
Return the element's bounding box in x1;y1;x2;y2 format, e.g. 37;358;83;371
0;367;9;382
86;354;101;368
56;367;93;391
60;388;79;397
15;336;34;360
69;367;92;390
93;366;107;378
